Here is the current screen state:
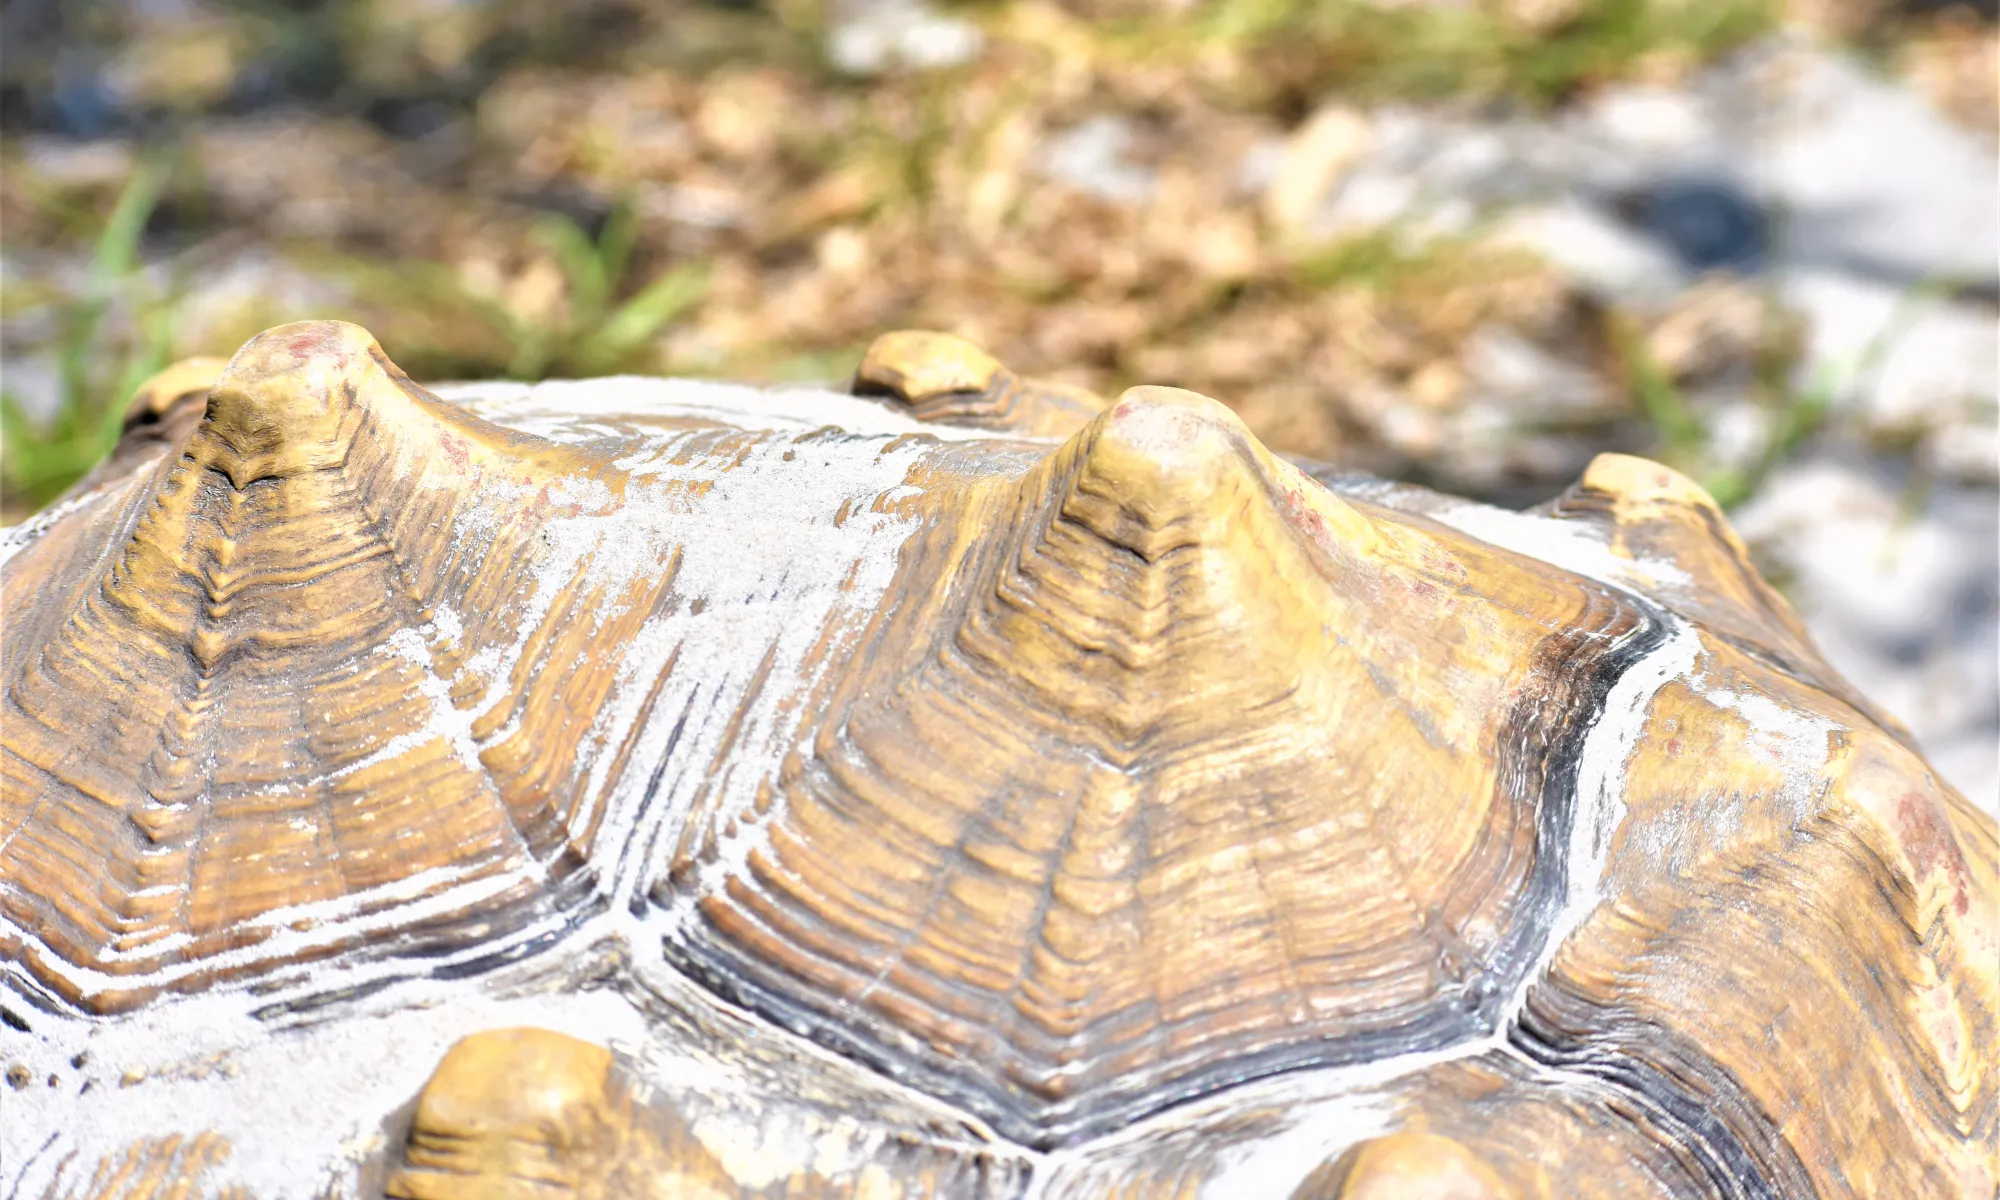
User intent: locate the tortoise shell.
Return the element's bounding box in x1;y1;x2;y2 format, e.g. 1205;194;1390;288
0;322;1992;1198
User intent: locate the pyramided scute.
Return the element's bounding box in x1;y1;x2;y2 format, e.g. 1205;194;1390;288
1565;452;1783;615
1062;386;1253;555
955;386;1379;738
193;320;555;490
57;357;228;501
1570;454;1776;600
391;1029;639;1198
390;1028;1003;1197
0;321;659;1012
662;385;1661;1145
7;318;1994;1197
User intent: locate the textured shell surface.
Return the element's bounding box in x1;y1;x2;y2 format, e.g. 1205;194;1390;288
0;322;1993;1199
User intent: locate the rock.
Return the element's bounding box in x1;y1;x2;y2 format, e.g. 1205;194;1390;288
827;0;984;76
17;136;136;190
1264;104;1373;233
1782;268;2000;485
1644;279;1777;382
1895;13;2000;139
1040;114;1158;205
1492;199;1688;303
1713;36;1998;287
1577;84;1717;162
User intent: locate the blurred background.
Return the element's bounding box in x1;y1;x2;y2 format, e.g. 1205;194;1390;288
0;0;1994;812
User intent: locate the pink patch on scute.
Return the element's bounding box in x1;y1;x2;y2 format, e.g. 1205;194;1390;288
284;326;344;364
1277;485;1331;543
1894;791;1972;917
1296;499;1328;535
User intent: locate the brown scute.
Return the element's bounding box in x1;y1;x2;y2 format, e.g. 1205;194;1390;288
0;321;650;1012
854;330;1004;403
124;358;228;430
662;384;1651;1145
389;1029;646;1199
1525;653;1998;1199
198;321;378;486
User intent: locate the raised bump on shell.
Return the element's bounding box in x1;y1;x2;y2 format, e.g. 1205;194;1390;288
853;329;1001;403
123;357;228;427
1297;1132;1515;1200
1581;452;1728;514
390;1028;618;1196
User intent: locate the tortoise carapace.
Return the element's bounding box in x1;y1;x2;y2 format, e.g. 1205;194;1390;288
1;322;1992;1198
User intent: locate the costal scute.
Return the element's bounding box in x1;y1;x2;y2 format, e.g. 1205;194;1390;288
0;322;1992;1198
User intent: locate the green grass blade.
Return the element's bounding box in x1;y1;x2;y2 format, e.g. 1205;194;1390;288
573;263;709;373
533;212;608;324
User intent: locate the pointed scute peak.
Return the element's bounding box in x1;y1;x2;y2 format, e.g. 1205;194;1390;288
199;320;392;488
390;1029;620;1197
1086;385;1249;493
1064;385;1375;560
854;329;1002;403
1057;386;1255;560
411;1028;614;1134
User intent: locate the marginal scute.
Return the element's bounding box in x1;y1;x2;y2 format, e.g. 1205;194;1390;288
1564;454;1780;618
124;357;228;428
60;357;228;501
853;329;1106;437
662;384;1657;1145
855;330;1003;400
1516;636;1999;1198
1551;452;1911;739
1825;732;1997;985
388;1028;676;1199
390;1028;986;1199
